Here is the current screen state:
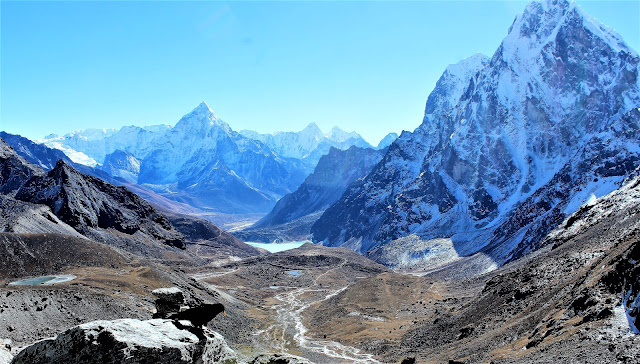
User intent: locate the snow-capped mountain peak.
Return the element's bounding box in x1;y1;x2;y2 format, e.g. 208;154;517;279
501;0;635;67
443;53;489;78
174;101;228;133
299;122;324;140
327;126;361;143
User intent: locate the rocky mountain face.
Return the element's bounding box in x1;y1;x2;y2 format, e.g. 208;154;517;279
237;146;384;242
0;138;42;196
0;131;72;171
1;137;185;254
14;159;185;249
99;149;140;183
41;102;312;214
239;123;374;167
305;171;640;364
0;135;262;260
312;0;640;268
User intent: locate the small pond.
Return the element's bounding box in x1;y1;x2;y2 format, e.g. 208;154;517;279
9;275;77;286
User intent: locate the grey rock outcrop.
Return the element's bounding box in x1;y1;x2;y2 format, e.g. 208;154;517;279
152;287;185;319
0;339;12;364
10;319;238;364
0;138;42;196
14;160;185;249
250;353;313;364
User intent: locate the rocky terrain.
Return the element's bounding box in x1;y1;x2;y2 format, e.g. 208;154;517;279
187;243;389;363
312;0;640;271
237;146;384;243
304;172;640;363
1;1;639;363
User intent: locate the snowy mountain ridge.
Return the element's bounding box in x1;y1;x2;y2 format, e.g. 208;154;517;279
311;0;640;268
239;122;376;165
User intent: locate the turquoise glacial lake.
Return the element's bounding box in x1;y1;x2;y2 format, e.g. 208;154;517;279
246;241;309;253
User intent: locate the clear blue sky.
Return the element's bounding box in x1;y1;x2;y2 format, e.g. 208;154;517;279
1;1;638;144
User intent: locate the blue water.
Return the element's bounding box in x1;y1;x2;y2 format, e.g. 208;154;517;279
246;241;309;253
9;275;76;286
287;270;301;276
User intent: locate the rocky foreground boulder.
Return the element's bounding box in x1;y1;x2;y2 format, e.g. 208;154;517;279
10;319;237;364
10;317;317;364
0;339;12;364
249;353;313;364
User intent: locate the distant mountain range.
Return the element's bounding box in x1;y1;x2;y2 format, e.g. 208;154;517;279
311;0;640;270
38;103;395;214
239;124;394;166
0;135;260;259
236;145;385;243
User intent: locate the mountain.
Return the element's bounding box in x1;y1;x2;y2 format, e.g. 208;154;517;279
0;136;185;252
376;132;399;150
40;102;311;214
99;149;141;183
15;159;185;249
0;131;73;170
41;125;171;167
136;102;310;213
0;137;43;195
305;170;640;363
236;145;384;242
239;123;373;166
311;0;640;269
0;134;264;263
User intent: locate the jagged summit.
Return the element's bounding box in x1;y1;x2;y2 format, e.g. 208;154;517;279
501;0;636;66
193;101;216;116
298;122;324;139
174;101;227;132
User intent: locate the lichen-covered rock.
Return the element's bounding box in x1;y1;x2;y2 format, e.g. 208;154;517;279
10;319;237;364
250;353;314;364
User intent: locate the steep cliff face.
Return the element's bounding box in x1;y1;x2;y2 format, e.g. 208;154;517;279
238;146;384;242
312;0;640;266
0;138;43;196
255;146;384;229
15;160;185;249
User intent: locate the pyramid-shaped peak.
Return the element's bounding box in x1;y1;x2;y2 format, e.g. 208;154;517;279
174;101;229;132
191;101;217;117
302;122;323;134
